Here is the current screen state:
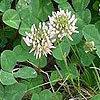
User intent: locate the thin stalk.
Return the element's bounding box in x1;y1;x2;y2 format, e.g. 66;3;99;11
25;79;62;92
56;40;73;97
57;40;69;72
27;60;55;93
38;57;42;72
92;61;100;90
40;69;55;93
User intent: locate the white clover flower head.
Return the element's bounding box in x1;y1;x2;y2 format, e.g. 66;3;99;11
84;41;96;53
48;8;79;42
23;22;55;59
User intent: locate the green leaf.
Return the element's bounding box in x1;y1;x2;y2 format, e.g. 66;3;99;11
13;45;29;62
28;53;47;68
17;0;53;35
91;94;100;100
30;0;39;15
23;75;43;94
54;0;67;4
93;1;99;11
82;68;96;87
16;0;39;19
56;60;68;72
4;83;27;100
1;50;16;72
68;64;78;79
72;0;90;11
3;27;16;39
14;67;37;79
82;25;100;58
39;90;53;100
16;0;40;36
78;48;95;66
31;92;63;100
77;9;91;24
58;2;75;13
76;18;86;30
52;92;63;100
53;38;70;60
50;71;61;85
19;16;39;36
0;0;13;12
0;70;17;85
2;9;21;29
70;32;83;45
31;93;39;100
37;0;54;21
82;24;100;44
0;38;7;49
56;60;78;79
95;20;100;33
21;38;31;50
95;45;100;58
19;19;31;36
0;83;4;99
16;0;30;11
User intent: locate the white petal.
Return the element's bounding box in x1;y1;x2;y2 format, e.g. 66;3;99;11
69;15;75;23
39;22;42;29
23;36;31;46
29;48;34;53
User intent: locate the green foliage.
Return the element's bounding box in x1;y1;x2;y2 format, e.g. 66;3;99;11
93;1;100;11
77;9;91;24
0;83;4;99
56;60;78;78
70;32;83;45
39;90;53;100
16;0;53;36
54;0;67;4
0;70;17;85
2;9;21;29
91;94;100;100
50;71;61;85
14;67;37;79
58;2;75;13
13;45;29;62
22;75;43;94
31;93;39;100
82;68;96;87
1;50;17;72
4;83;27;100
52;92;63;100
82;24;100;59
38;0;54;21
28;53;47;68
78;47;95;66
82;25;100;44
72;0;90;11
31;90;63;100
53;38;70;60
0;0;13;12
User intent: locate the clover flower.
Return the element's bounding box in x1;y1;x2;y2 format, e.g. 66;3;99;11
23;22;55;59
48;9;79;42
84;41;96;53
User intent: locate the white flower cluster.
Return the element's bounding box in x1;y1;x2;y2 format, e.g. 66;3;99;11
23;9;78;59
84;41;96;53
23;22;55;59
48;9;79;42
